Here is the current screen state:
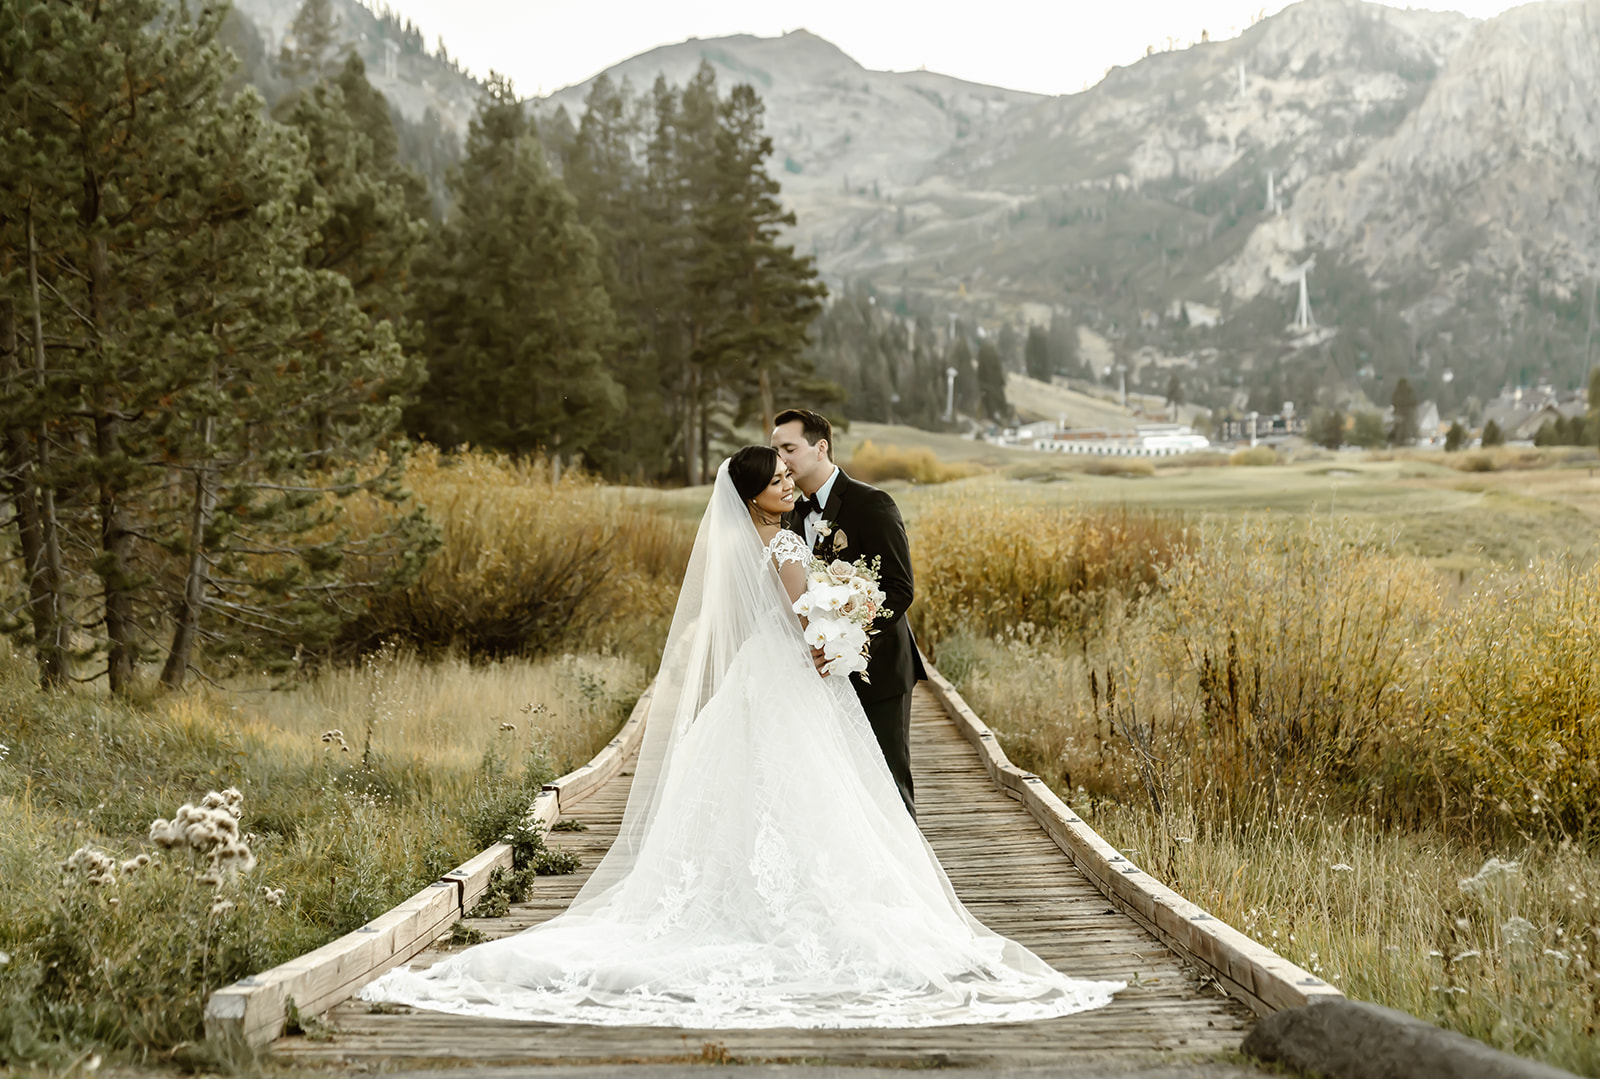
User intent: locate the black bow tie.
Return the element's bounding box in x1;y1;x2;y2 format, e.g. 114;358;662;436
794;493;824;518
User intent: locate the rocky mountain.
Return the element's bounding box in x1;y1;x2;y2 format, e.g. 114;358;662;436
540;0;1598;416
232;0;1600;417
533;30;1041;264
231;0;481;133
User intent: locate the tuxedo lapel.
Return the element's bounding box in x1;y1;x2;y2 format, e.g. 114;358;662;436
819;471;847;528
815;470;850;558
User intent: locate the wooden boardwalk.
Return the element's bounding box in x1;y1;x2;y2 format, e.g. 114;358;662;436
274;684;1251;1067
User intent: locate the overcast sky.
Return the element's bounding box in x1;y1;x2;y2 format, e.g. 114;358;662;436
389;0;1529;99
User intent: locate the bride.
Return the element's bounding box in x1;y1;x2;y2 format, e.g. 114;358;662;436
360;447;1122;1028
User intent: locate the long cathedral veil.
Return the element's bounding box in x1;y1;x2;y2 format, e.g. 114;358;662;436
566;459;803;909
360;456;1124;1027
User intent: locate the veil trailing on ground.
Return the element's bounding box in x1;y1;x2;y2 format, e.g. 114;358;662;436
571;459;802;906
360;458;1122;1028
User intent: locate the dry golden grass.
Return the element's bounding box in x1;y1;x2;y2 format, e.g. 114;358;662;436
235;646;645;775
1089;801;1600;1074
923;512;1600;1073
846;440;984;485
1228;445;1280;467
1445;445;1600;473
910;497;1187;644
340;446;695;662
1437;561;1600;834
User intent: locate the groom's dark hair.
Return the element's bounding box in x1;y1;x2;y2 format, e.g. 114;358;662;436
773;408;834;461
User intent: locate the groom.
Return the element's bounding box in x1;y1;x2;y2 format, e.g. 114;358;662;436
772;408;926;819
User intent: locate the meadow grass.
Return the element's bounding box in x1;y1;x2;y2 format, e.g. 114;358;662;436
339;445;696;663
0;445;670;1066
0;644;639;1064
921;507;1600;1074
3;429;1597;1070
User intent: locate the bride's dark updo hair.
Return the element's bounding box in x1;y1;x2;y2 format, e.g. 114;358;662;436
728;445;780;505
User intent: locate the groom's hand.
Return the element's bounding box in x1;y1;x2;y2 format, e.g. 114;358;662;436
811;645;828;673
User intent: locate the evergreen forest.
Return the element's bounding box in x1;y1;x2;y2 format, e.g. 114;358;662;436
0;0;829;692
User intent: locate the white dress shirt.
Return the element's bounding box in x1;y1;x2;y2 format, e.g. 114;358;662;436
803;466;840;552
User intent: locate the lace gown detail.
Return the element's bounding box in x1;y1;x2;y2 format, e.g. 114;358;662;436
361;468;1121;1029
763;528;810;568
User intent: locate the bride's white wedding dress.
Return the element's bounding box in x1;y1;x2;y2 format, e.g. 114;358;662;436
360;462;1121;1028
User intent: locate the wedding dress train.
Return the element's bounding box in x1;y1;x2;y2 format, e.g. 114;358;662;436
360;463;1121;1028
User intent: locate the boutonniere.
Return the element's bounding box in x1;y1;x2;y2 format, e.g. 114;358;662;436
830;528;849;551
815;520;833;540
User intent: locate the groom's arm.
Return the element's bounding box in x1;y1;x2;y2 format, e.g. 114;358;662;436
860;490;913;630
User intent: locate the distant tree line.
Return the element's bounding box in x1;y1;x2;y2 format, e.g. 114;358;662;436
0;0;822;691
807;286;1088;429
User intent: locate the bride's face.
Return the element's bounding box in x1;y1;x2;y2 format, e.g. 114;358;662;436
750;459;796;518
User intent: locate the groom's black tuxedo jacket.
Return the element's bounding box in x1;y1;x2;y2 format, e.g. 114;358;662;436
783;468;927;703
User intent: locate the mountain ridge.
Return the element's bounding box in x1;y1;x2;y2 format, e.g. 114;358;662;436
231;0;1600;414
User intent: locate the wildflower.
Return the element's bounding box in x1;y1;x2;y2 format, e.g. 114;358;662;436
1331;863;1353;872
1459;857;1519;895
121;854;151;875
150;790;257;881
321;729;350;751
1500;917;1536;946
0;950;10;967
499;722;517;732
61;846;118;888
1544;948;1571;962
210;897;234;916
259;886;286;908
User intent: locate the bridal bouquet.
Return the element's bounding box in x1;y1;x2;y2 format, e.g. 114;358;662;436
792;555;891;680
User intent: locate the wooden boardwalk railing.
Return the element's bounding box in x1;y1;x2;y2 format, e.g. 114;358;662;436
220;662;1340;1067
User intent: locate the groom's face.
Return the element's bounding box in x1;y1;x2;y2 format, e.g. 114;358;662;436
771;421;831;493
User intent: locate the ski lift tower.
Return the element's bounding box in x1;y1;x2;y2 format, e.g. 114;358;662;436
1291;257;1316;332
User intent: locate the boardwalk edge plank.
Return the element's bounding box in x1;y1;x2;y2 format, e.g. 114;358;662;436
202;685;654;1049
921;658;1343;1017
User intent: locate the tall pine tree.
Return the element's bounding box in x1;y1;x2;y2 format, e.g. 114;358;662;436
692;81;825;437
406;74;624;462
2;0;422;691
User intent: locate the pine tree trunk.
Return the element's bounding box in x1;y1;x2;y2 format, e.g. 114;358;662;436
758;365;774;438
698;387;710;486
160;416;215;689
95;409;136;694
0;298;65;688
21;210;70;687
87;233;136;694
683;365;699;486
